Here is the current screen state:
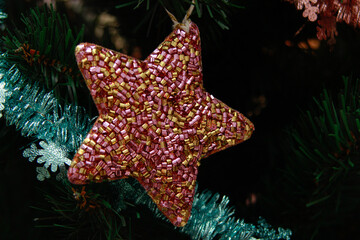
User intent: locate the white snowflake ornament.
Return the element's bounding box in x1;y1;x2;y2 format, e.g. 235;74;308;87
37;141;71;172
23;143;39;162
36;166;51;181
56;165;68;181
23;140;71;180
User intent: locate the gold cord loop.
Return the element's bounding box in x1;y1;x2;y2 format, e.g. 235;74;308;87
182;0;195;24
165;0;196;32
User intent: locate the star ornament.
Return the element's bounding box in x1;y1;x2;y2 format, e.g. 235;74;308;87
68;17;254;227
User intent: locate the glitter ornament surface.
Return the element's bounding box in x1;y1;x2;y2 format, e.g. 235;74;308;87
68;21;254;227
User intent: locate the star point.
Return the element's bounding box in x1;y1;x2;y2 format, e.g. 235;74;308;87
68;21;254;227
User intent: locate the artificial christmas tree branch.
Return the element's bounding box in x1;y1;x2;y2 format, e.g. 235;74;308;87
3;5;84;104
265;76;360;239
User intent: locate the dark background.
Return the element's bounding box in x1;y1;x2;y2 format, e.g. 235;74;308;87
2;0;360;239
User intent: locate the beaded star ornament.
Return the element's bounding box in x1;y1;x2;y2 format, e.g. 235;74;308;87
67;3;254;227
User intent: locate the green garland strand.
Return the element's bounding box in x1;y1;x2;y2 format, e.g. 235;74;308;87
0;56;92;152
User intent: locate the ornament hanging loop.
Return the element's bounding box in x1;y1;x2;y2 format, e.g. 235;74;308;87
165;0;196;32
183;0;195;23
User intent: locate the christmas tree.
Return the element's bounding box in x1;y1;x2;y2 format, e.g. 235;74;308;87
1;0;359;239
